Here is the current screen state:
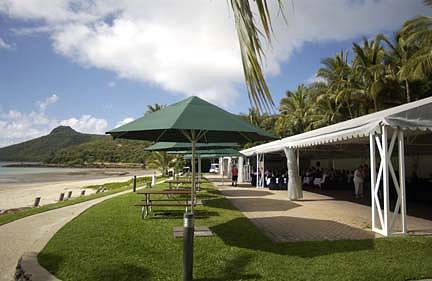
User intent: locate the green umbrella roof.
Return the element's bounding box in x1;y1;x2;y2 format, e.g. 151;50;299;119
169;148;243;156
107;96;277;143
182;149;244;159
144;142;239;151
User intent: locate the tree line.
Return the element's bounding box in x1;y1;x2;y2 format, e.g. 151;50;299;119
242;16;432;138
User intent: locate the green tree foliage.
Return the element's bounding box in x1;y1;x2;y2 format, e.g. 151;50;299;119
243;16;432;140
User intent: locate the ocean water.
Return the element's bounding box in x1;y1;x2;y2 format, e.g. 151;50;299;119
0;162;81;175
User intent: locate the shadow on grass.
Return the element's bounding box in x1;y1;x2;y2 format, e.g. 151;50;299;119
148;210;220;219
196;254;262;281
89;263;151;281
210;217;375;258
38;252;64;275
40;253;151;281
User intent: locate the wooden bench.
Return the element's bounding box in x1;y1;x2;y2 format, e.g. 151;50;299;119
135;201;202;219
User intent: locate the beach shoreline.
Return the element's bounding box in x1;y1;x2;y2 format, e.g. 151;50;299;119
0;168;157;210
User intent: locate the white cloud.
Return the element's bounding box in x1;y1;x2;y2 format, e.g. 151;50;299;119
0;37;11;49
60;115;107;134
37;94;59;111
306;75;326;85
0;95;108;147
115;117;134;128
1;0;429;106
107;81;116;87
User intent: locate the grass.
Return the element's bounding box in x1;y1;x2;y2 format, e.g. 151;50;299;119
0;176;157;226
39;182;432;281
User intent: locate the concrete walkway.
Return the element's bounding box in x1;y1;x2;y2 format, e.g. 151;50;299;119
0;187;139;281
212;181;432;243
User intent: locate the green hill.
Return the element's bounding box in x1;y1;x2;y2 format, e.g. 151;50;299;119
0;126;105;162
0;126;151;164
45;137;151;166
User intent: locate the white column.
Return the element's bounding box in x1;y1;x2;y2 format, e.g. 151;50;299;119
284;147;303;200
261;154;265;188
398;130;407;234
219;157;223;176
197;156;202;189
227;157;232;178
238;156;244;183
382;125;390;236
369;133;377;231
256;154;259;188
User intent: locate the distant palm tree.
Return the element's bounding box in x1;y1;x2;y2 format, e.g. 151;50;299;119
276;85;311;135
352;36;387;112
145;104;166;115
147;152;176;175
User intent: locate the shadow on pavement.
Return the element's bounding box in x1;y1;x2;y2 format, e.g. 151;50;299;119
220;189;273;197
227;198;301;212
210;217;375;258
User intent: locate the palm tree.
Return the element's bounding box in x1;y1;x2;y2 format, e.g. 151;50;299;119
398;16;432;81
352;36;387;112
317;50;358;118
147;152;176;175
145;103;166;115
276;84;311;135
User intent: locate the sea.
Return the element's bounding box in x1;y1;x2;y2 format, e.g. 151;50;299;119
0;161;81;176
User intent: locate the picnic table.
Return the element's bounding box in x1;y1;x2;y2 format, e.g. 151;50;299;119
136;189;198;218
165;179;206;189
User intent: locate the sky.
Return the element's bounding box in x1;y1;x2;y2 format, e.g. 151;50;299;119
0;0;430;147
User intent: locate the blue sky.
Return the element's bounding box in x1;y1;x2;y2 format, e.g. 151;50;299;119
0;0;430;147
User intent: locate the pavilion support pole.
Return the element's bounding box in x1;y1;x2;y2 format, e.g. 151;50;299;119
191;137;196;212
197;156;201;191
238;156;244;183
284;147;303;200
398;129;407;235
369;133;377;231
261;154;265;188
256;154;259;188
382;125;390;236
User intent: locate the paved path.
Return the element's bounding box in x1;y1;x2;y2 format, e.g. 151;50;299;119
212;182;432;242
0;186;143;281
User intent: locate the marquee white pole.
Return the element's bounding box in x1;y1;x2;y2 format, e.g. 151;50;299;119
398;129;407;234
256;154;259;188
382;125;390;236
370;133;377;231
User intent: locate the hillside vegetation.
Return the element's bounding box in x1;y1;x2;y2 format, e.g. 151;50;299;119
0;126;151;165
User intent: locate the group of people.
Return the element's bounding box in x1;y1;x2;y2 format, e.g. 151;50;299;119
353;164;370;198
302;163;370;199
249;169;288;189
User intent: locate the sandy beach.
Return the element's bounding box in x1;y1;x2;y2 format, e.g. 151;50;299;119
0;168;157;210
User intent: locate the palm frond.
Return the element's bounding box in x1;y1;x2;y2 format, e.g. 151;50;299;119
230;0;283;113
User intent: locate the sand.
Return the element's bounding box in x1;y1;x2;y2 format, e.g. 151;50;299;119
0;169;157;210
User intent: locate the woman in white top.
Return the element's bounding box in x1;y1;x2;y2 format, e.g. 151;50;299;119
353;165;364;198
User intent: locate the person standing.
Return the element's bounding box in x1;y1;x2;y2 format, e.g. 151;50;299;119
231;165;239;187
353;165;364;198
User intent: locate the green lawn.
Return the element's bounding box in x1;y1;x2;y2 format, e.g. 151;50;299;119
0;176;155;226
39;182;432;281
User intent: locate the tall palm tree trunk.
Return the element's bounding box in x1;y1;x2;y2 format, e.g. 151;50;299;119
405;79;411;103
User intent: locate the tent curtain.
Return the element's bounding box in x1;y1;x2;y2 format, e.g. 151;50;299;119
284;147;303;200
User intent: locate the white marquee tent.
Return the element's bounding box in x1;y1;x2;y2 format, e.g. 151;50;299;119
239;96;432;237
